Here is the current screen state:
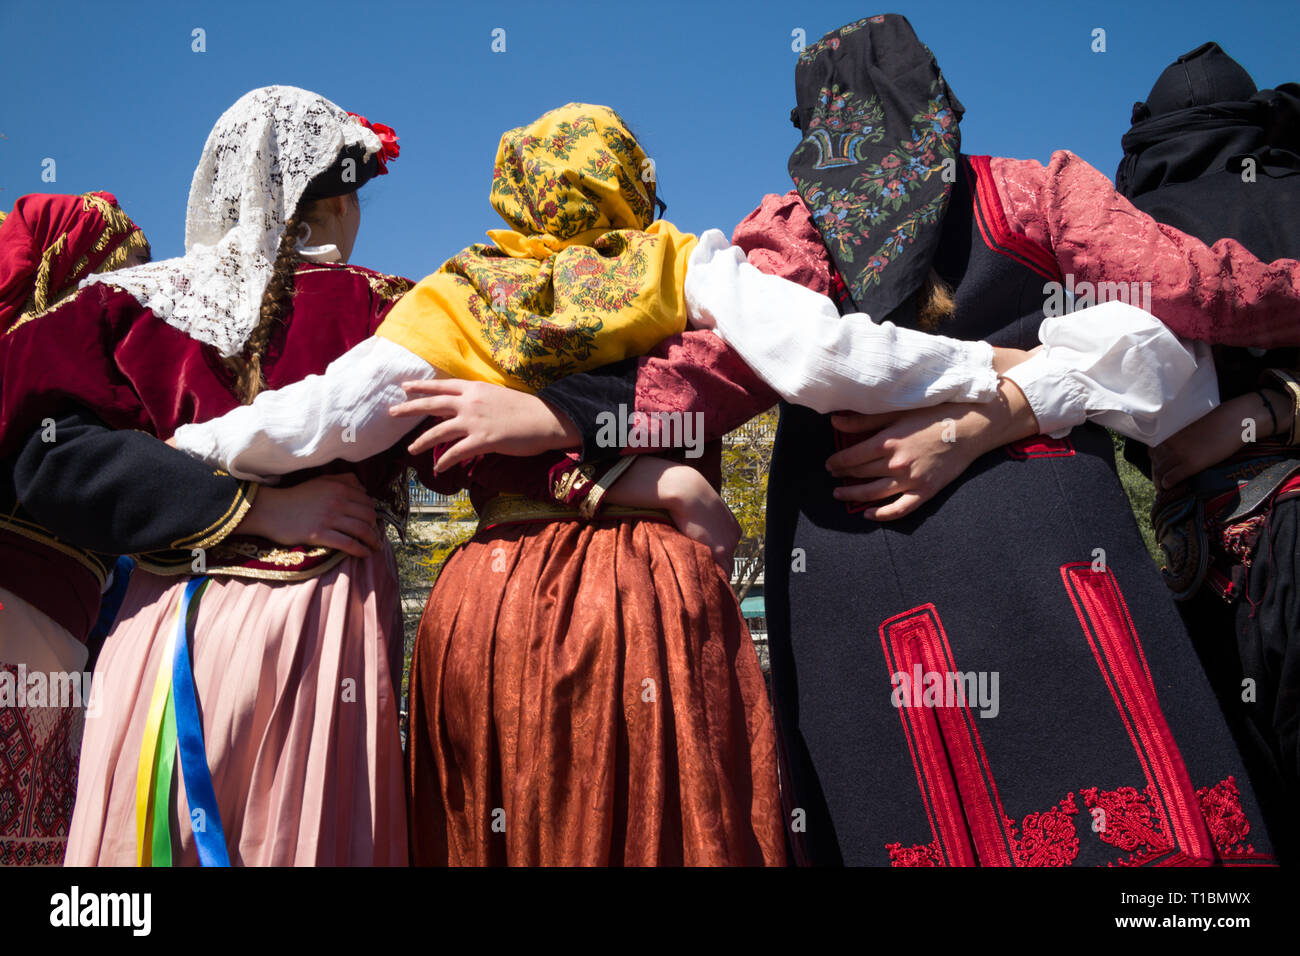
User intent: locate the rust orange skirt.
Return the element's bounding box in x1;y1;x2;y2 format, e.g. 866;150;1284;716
407;515;786;866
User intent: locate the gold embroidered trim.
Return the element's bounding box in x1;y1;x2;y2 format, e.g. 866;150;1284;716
296;263;414;303
579;455;637;520
365;271;415;302
477;492;667;529
169;481;258;551
215;539;330;567
0;514;109;585
551;465;584;502
6;193;145;335
133;548;349;582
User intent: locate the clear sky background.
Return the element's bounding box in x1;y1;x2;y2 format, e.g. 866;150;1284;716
1;0;1296;280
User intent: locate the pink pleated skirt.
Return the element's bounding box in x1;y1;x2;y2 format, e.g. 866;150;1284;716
65;546;407;866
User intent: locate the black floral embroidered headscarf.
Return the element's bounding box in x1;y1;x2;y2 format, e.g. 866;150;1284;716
789;14;964;319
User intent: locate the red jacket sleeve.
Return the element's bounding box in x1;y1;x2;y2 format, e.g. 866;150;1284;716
988;151;1300;347
534;193;841;458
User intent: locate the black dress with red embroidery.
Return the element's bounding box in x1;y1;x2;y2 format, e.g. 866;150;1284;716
537;158;1276;866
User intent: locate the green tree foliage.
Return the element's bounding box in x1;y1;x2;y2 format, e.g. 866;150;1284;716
1110;430;1162;565
721;408;778;602
388;478;476;703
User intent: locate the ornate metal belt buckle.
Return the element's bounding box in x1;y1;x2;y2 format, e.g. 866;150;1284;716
1152;493;1208;601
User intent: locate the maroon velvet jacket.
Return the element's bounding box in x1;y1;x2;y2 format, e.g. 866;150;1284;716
0;261;583;601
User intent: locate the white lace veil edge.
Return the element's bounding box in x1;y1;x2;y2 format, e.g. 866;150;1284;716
83;85;382;358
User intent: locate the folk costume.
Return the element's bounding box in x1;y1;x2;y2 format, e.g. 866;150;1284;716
171;102;1007;481
169;104;790;865
1117;42;1300;854
172;100;1226;866
537;15;1300;865
0;87;475;866
0;192;243;867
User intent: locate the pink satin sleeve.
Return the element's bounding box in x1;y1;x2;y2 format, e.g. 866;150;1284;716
989;151;1300;347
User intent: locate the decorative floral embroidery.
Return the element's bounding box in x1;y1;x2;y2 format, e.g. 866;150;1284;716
1082;784;1175;867
1196;776;1259;859
216;540;330;567
803;87;886;170
792;81;958;305
889;779;1268;866
796;15;888;66
887;838;943;866
888;795;1081;867
1010;793;1081;867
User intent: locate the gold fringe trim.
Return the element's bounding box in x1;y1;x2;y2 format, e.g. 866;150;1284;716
6;286;90;336
27;231;69;317
6;193;146;335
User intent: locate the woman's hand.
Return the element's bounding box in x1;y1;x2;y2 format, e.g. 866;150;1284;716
388;379;580;471
824;377;1039;520
236;473;381;558
604;456;741;577
1149;389;1291;490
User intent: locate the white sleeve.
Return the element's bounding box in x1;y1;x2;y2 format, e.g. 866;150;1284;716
171;336;439;481
1001;300;1220;446
683;229;999;415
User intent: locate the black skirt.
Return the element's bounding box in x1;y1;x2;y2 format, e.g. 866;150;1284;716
764;406;1276;867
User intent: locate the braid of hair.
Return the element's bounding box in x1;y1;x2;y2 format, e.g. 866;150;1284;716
227;212;304;403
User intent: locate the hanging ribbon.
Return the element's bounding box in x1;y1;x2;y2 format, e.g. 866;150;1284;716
134;576;230;866
171;577;230;866
135;596;182;866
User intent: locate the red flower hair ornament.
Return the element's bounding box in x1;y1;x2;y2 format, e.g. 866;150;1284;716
347;112;400;174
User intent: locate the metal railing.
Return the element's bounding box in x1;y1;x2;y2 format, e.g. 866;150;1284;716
408;480;466;510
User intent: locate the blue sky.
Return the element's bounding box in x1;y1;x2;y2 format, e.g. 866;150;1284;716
1;0;1296;280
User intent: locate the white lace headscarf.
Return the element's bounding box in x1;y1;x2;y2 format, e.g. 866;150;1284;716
84;85;381;357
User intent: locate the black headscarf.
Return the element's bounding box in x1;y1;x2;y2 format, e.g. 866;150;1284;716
1117;42;1300;254
788;14;963;321
1116;41;1300;401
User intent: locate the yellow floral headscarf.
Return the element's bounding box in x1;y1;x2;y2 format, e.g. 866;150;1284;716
377;103;697;392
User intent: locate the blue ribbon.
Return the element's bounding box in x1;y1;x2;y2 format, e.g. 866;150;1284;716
171;576;231;867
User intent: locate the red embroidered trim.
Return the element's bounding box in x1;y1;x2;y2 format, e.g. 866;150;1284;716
1082;784;1175;867
886;839;943;867
1195;776;1273;864
893;778;1273;867
1005;435;1076;460
880;604;1014;866
1060;564;1215;865
889;794;1082;868
1010;793;1081;867
967;154;1063;283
